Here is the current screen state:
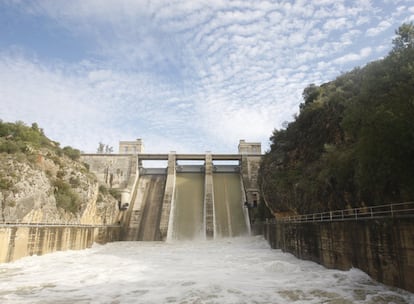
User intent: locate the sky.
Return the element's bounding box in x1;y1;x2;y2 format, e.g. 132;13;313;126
1;0;413;154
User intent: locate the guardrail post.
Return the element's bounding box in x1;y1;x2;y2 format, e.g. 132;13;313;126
391;204;394;217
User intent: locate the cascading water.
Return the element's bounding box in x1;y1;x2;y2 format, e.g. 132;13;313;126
170;172;205;240
213;173;248;238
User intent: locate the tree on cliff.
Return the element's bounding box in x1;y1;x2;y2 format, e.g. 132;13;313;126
392;22;414;52
260;23;414;215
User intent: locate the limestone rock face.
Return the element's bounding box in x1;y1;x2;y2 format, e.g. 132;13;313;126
0;150;120;225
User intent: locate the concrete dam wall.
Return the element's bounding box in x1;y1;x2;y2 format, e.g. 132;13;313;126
123;167;252;241
253;218;414;293
0;225;120;263
81;148;262;242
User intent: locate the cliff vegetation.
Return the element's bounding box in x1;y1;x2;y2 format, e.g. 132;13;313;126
0;120;120;224
260;23;414;215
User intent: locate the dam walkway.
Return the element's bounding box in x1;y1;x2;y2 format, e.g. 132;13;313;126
274;201;414;223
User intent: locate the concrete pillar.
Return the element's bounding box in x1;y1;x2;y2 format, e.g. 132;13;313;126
121;189;131;205
204;152;215;239
121;155;140;240
240;154;261;205
239;175;251;235
160;152;176;240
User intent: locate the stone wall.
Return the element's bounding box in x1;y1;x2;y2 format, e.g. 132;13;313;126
253;218;414;293
240;154;261;204
0;225;120;263
81;154;134;189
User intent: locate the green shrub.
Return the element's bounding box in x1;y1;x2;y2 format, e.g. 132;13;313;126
69;176;81;187
56;170;65;179
0;177;12;190
109;188;121;201
62;146;81;161
82;162;90;171
50;155;62;166
6;200;16;207
45;170;54;178
99;184;108;195
0;140;25;154
53;179;81;213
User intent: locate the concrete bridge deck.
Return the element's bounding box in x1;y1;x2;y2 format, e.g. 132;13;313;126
81;153;256;161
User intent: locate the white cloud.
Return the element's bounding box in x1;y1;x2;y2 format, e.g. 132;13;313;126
333;47;372;65
323;17;348;31
1;0;413;154
366;19;393;37
0;54;203;152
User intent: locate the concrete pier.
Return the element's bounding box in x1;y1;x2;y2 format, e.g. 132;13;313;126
160;152;176;240
204;153;215;239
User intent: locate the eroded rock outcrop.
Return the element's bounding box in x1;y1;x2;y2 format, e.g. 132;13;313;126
0;149;120;225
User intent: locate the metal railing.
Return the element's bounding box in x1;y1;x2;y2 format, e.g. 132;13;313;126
271;202;414;224
0;221;120;228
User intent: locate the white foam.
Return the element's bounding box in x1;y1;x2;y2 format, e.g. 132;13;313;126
0;236;412;303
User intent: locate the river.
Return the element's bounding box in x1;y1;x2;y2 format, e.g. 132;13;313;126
0;236;412;303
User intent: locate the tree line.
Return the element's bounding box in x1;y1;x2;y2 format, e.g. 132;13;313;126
259;23;414;215
0;120;81;161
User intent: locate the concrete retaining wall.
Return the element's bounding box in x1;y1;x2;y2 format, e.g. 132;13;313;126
0;225;120;263
81;154;134;189
253;218;414;293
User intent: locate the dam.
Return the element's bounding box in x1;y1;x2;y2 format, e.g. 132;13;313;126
2;139;413;298
81;139;262;241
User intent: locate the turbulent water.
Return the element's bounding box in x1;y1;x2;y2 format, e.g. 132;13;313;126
0;236;412;304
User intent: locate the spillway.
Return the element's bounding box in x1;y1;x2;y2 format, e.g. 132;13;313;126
136;175;166;241
125;174;166;241
126;164;250;241
171;172;205;240
213;173;248;237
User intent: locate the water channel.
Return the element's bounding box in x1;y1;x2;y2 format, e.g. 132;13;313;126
0;236;413;303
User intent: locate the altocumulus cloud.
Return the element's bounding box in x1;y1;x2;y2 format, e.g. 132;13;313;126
0;0;413;153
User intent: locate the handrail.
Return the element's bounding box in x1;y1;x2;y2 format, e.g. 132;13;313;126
269;201;414;224
0;222;121;228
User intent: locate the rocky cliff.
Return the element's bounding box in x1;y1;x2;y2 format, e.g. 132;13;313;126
0;122;120;225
